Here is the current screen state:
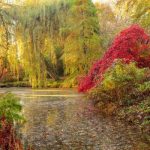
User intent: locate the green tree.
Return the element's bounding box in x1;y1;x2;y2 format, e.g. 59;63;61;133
63;0;101;82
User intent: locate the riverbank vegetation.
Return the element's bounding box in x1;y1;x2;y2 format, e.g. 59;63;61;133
0;93;33;150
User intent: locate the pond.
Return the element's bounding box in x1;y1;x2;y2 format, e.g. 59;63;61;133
0;88;147;150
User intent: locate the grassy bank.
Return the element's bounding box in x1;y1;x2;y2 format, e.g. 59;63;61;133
0;81;31;88
0;79;78;89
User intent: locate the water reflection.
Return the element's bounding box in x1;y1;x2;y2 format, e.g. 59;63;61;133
0;88;147;150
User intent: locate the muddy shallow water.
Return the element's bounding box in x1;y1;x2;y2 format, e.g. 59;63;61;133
0;88;148;150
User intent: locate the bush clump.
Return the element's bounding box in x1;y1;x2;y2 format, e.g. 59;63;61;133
0;93;24;123
88;60;149;108
0;93;32;150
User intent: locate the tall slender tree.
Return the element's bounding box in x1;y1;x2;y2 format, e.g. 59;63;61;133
63;0;102;81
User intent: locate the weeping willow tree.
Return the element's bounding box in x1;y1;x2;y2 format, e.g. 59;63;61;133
4;0;66;87
1;0;71;87
17;3;50;87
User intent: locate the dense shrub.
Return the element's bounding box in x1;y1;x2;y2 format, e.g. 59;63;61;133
78;25;150;92
0;93;24;123
88;60;149;109
0;116;24;150
0;93;32;150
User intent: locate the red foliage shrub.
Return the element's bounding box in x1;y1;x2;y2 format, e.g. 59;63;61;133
78;25;150;92
0;116;33;150
0;116;24;150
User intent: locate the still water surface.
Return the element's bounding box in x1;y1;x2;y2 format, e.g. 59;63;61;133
0;88;147;150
